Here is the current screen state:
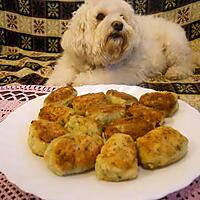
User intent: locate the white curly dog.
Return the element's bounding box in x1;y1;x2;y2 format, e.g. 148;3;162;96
46;0;193;86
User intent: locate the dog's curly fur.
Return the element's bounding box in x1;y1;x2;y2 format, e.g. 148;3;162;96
46;0;193;86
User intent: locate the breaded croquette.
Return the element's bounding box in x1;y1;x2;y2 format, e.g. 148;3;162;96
64;114;102;136
139;91;179;117
44;133;103;176
44;85;77;106
95;133;138;182
85;104;126;128
106;89;138;106
38;104;74;125
28;87;189;181
72;92;108;115
104;117;155;140
136;126;188;169
28;120;66;156
127;103;165;126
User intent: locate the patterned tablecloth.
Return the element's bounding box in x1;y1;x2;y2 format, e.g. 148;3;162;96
0;85;200;200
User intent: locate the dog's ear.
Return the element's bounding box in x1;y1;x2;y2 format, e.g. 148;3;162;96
60;30;69;50
61;4;89;56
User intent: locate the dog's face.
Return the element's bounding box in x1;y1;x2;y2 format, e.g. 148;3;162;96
62;0;139;66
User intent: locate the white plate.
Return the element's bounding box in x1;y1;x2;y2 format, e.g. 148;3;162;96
0;84;200;200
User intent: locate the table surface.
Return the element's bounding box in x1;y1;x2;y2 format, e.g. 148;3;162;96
0;85;200;200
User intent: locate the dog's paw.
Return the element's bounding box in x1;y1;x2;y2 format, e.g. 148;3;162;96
73;72;93;86
165;67;191;80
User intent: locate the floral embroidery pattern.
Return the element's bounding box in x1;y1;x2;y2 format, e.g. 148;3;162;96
33;19;45;34
176;7;190;24
61;21;69;34
6;14;18;30
47;2;59;18
164;0;176;10
174;83;198;94
48;38;59;52
18;0;30;15
24;62;42;71
0;29;5;44
7;53;23;60
134;0;147;15
21;35;32;50
191;23;200;39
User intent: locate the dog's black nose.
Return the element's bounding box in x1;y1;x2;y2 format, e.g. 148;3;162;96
111;21;123;32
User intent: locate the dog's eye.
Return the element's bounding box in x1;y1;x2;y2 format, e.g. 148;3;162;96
96;13;105;21
120;14;126;20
